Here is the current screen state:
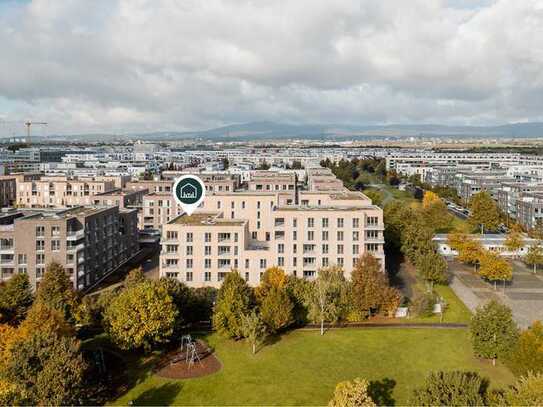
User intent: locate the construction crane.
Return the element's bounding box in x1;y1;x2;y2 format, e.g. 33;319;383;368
24;121;47;144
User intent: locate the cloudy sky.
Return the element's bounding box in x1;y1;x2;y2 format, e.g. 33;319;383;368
0;0;542;135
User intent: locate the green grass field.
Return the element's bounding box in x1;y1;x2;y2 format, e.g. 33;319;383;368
111;328;514;406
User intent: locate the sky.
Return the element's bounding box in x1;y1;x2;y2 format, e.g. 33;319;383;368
0;0;542;135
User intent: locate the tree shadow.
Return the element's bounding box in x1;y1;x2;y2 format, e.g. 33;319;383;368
133;382;183;406
368;378;396;406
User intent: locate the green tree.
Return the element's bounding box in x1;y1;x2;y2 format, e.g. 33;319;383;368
240;310;267;354
525;242;543;274
328;377;376;407
185;287;217;323
1;332;86;405
285;275;312;325
34;262;77;323
309;266;350;335
468;192;500;233
212;272;253;338
470;300;519;365
422;200;453;232
157;277;190;329
255;266;287;302
506;320;543;377
410;371;489;406
124;266;146;289
260;287;293;333
401;213;435;263
504;372;543;405
104;280;177;350
0;273;33;325
478;250;512;290
416;251;448;291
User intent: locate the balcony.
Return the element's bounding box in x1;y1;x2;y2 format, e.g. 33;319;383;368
67;243;85;253
67;229;85;241
0;245;14;254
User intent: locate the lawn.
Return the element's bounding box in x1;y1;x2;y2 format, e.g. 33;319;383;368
111;328;514;406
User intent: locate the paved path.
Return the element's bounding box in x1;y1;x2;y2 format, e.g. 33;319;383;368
448;260;543;328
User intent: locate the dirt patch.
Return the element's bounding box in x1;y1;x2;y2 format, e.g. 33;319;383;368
155;339;222;379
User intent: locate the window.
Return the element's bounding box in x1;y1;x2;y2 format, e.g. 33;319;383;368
337;218;344;228
186;232;193;243
245;272;249;281
353;231;359;241
242;201;246;209
322;218;329;228
217;201;221;209
337;231;344;241
352;218;359;228
278;257;285;266
293;231;297;240
293;218;297;228
260;259;267;269
36;240;45;251
186;259;193;268
36;226;45;237
366;216;378;226
245;259;250;269
205;259;211;268
308;218;314;228
278;243;284;253
36;253;45;264
257;201;261;209
322;244;329;254
337;244;344;254
186;272;193;282
293;257;297;266
166;231;178;240
307;231;314;241
205;246;211;256
204;271;211;281
366;230;379;239
231;201;235;209
51;226;60;236
322;257;329;267
166;244;178;253
18;254;27;264
251;231;257;239
366;243;380;252
322;231;329;241
353;244;359;255
205;232;211;242
337;257;344;266
52;240;60;251
186;246;193;256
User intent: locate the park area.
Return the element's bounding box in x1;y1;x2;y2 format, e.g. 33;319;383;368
111;328;514;406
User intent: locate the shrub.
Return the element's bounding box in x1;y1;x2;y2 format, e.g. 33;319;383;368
410;371;489;406
411;292;436;318
506;320;543;377
329;377;376;407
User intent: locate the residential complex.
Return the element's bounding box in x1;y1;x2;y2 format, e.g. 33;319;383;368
0;205;139;291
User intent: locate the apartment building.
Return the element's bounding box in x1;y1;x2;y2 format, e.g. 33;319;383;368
0;205;139;290
16;176;117;207
92;188;147;209
248;171;296;192
496;183;543;220
0;176;16;207
516;193;543;230
159;189;384;288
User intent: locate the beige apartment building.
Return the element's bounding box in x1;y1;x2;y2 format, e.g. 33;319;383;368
0;176;16;207
0;205;139;291
159;189;384;287
16;176;117;207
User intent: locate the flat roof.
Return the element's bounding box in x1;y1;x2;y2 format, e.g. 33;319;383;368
169;212;246;226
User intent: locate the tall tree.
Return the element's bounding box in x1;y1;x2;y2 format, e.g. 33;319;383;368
260;287;293;333
422;191;441;208
507;320;543;377
104;280;177;350
401;214;435;263
35;262;77;323
478;250;512;290
0;273;33;325
504;225;525;258
416;251;448;291
212;271;253;338
410;371;489;406
328;377;376;407
255;266;287;302
1;331;86;405
422;199;452;232
468;192;500;233
309;266;349;335
525;242;543;274
240;310;267;354
124;266;146;289
470;300;519;366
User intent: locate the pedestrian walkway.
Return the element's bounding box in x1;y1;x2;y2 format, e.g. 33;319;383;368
448;260;543;328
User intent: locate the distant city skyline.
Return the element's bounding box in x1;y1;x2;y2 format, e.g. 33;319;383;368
0;0;542;134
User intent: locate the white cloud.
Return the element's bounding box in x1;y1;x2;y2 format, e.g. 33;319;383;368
0;0;542;134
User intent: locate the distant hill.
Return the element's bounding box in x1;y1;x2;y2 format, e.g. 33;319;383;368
5;121;543;142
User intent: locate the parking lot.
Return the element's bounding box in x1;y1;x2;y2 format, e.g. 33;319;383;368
448;260;543;328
